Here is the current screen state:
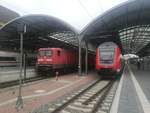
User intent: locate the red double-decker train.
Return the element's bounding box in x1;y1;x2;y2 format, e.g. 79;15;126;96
36;48;95;75
96;42;122;78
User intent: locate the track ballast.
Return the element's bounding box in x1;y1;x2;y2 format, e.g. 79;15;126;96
31;79;118;113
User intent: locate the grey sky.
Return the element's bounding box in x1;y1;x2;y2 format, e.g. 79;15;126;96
0;0;129;30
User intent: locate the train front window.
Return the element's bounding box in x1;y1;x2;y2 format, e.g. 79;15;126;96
99;49;114;64
39;50;52;57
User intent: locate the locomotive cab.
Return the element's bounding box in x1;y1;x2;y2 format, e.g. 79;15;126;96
36;48;55;73
96;42;121;78
37;48;53;65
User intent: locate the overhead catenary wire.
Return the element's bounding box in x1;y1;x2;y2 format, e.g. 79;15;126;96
97;0;104;13
77;0;93;19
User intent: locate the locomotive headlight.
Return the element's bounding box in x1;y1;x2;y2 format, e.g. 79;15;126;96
38;59;43;61
46;59;52;61
117;69;120;72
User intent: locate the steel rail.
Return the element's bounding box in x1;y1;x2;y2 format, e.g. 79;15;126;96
91;80;114;113
82;80;114;105
51;79;101;113
0;76;47;89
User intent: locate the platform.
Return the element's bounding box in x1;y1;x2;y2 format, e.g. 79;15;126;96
131;67;150;103
111;64;150;113
0;67;36;83
0;72;97;113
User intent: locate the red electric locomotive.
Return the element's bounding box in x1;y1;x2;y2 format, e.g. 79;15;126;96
36;48;78;75
36;47;95;75
96;42;121;78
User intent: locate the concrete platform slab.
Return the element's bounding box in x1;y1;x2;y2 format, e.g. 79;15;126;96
0;72;98;113
131;67;150;103
119;67;144;113
111;65;144;113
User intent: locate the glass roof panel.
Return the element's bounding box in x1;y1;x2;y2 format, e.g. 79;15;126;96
48;31;78;46
119;25;150;54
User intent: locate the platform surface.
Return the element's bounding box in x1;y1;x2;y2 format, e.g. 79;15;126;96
0;72;97;113
118;66;144;113
111;64;150;113
131;67;150;103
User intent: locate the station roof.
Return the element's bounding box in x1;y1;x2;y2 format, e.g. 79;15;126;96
81;0;150;57
0;5;20;26
0;14;78;51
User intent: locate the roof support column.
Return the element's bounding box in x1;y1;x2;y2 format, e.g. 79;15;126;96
78;35;83;76
16;24;26;110
16;31;24;110
85;41;88;75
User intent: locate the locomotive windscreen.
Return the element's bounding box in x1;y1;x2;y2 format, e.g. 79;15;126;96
39;50;52;57
99;49;114;64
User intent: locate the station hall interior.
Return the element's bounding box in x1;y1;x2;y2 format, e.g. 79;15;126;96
0;0;150;113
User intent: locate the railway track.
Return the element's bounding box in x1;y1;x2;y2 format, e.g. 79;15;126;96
0;76;48;89
31;79;118;113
